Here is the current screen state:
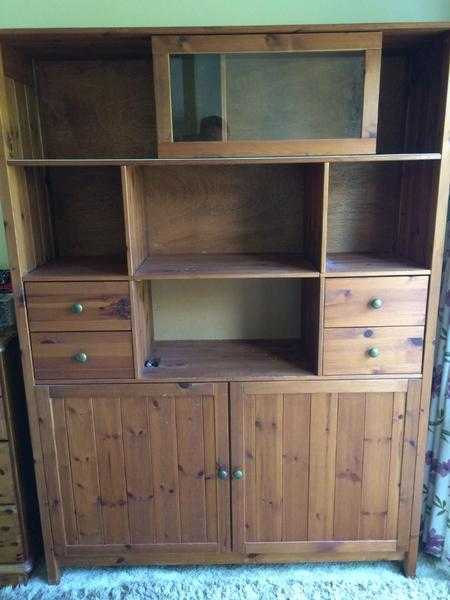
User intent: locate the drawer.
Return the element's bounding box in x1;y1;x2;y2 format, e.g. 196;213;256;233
0;505;23;564
25;281;131;332
324;276;428;327
31;332;134;380
323;326;424;375
0;444;15;504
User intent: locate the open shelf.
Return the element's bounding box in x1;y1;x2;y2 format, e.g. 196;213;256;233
325;253;431;277
134;253;319;280
326;161;438;275
23;256;128;281
140;339;313;381
7;153;442;167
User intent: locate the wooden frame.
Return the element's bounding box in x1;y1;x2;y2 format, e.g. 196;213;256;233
152;33;382;158
0;26;448;584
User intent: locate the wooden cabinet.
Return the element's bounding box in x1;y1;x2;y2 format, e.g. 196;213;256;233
37;383;230;556
230;380;419;556
0;25;449;582
152;33;382;157
38;379;420;565
0;331;38;586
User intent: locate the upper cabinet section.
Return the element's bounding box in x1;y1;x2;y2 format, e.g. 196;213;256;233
152;33;382;158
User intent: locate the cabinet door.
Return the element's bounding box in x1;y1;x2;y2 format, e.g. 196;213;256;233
37;383;230;558
230;380;420;557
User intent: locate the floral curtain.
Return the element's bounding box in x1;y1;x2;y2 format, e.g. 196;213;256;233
422;203;450;570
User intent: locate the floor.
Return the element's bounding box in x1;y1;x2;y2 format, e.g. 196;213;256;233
0;556;448;599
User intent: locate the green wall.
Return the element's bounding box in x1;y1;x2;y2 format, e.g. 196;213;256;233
0;2;449;268
1;1;450;28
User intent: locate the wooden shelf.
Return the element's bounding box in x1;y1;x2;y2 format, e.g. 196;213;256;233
325;253;431;277
23;256;129;281
7;153;442;167
134;254;319;280
140;339;312;381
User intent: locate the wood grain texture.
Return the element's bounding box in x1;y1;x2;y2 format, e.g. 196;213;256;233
232;382;408;551
44;384;229;553
0;443;14;503
152;33;382;54
158;139;376;159
325;253;431;276
121;166;148;274
23;256;128;281
25;281;131;331
135;254;319;279
327;163;402;255
324;276;428;327
36;59;156;159
0;44;60;582
138;164;305;254
31;331;134;380
323;326;424;375
47;167;126;260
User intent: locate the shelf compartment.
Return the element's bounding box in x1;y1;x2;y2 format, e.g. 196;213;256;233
325;253;431;277
19;166;129;281
326;161;439;274
134;253;319;280
140;339;313;381
23;256;128;282
131;278;321;378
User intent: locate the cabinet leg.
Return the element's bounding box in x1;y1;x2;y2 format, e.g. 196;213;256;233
46;555;60;585
403;551;418;577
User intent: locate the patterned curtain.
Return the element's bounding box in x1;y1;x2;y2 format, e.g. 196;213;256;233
422;202;450;570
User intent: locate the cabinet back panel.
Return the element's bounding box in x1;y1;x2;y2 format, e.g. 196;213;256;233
35;59;156;158
140;165;304;254
327;163;402;254
48;167;126;258
152;279;302;340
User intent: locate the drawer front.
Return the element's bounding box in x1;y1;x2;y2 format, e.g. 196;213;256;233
0;505;23;564
31;332;134;380
26;281;131;332
0;444;15;504
324;276;428;327
323;326;424;375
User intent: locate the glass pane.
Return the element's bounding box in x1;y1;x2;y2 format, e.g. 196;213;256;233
226;52;364;140
170;54;222;142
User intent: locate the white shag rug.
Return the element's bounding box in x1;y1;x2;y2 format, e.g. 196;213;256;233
0;556;448;600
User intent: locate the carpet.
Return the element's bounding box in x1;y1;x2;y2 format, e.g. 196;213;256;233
0;556;448;600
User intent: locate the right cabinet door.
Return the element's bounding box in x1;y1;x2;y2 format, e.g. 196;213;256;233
230;379;420;557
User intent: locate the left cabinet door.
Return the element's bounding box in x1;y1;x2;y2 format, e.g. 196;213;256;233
36;383;230;560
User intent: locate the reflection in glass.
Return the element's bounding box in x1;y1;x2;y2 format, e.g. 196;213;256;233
170;54;222;141
170;51;365;142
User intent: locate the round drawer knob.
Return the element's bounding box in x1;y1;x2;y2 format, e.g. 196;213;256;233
232;468;244;480
217;468;229;481
367;347;380;358
369;298;383;310
73;351;88;363
71;303;84;314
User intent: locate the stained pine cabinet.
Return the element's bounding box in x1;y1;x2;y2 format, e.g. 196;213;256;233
37;383;230;557
230;380;420;556
37;379;421;561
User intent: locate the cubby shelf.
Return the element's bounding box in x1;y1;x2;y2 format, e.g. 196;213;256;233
23;256;129;281
140;339;312;381
7;153;442;167
134;254;319;280
325;253;431;277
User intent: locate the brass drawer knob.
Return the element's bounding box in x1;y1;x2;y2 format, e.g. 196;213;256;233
73;351;88;363
367;347;380;358
369;297;383;309
232;468;244;480
217;467;229;480
71;303;84;314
